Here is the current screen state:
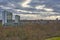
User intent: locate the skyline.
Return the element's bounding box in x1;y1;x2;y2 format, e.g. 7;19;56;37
0;0;60;20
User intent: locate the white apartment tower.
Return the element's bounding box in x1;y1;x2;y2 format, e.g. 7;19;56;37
15;15;20;23
2;10;13;26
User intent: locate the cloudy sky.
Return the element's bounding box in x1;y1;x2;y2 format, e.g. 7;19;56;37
0;0;60;20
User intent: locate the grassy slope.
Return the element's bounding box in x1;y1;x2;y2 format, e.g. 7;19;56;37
0;22;60;40
45;37;60;40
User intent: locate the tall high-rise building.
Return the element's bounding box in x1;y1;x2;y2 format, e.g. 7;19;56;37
15;15;20;23
2;10;13;26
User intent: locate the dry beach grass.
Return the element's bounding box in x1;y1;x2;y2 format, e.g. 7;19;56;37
0;22;60;40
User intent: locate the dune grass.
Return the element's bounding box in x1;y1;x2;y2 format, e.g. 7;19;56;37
0;22;2;27
0;22;60;40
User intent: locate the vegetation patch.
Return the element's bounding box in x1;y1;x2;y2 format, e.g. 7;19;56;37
45;37;60;40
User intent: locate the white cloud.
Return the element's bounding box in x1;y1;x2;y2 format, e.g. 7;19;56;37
14;13;60;20
8;3;15;8
15;9;32;13
35;5;54;12
14;14;42;20
44;16;60;20
0;0;60;20
44;8;54;12
0;12;2;20
35;5;45;9
21;0;32;7
0;5;12;9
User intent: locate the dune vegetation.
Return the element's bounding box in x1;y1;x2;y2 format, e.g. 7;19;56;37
45;37;60;40
0;22;60;40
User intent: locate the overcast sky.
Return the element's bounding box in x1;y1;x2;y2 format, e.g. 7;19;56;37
0;0;60;20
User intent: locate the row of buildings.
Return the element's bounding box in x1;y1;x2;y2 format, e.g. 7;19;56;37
2;10;20;26
2;10;60;26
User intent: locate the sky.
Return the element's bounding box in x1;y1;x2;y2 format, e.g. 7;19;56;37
0;0;60;20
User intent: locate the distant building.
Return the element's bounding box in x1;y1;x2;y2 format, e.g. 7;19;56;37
13;15;20;26
15;15;20;23
2;10;13;26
